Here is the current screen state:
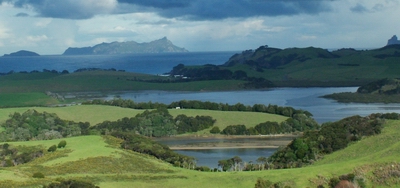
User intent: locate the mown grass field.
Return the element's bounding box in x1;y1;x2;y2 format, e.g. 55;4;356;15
0;105;287;132
1;120;400;187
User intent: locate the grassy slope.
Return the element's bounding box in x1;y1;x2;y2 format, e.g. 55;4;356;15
0;105;287;132
226;46;400;87
1;120;399;187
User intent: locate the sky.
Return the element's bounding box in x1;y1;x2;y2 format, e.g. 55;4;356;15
0;0;399;55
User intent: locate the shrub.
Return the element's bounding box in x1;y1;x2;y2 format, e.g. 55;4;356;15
328;177;340;188
32;172;45;178
47;145;57;152
209;126;220;134
254;178;273;188
44;179;99;188
57;140;67;148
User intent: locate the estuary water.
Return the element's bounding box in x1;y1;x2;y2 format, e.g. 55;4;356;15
107;87;400;124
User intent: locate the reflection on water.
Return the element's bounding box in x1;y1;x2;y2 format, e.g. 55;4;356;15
174;148;277;169
155;137;293;168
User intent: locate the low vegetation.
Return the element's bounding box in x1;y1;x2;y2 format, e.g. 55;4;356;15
323;78;400;103
0;109;90;142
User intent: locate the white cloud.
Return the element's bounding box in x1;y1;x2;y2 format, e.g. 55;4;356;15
27;35;48;42
0;25;11;39
35;19;52;27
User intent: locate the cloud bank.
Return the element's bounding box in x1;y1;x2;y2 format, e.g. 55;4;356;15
1;0;335;20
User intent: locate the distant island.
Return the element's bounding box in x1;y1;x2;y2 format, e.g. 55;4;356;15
63;37;188;55
3;50;40;57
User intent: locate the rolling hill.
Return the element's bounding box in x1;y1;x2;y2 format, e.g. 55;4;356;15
221;44;400;87
0;109;399;187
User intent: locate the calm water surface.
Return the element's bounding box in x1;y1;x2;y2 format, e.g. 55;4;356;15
174;148;277;168
108;87;400;123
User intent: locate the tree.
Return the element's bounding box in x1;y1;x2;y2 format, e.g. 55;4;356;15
232;156;243;171
58;140;67;148
256;157;267;170
48;145;57;152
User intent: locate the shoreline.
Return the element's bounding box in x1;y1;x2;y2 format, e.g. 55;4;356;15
154;134;300;140
170;145;280;150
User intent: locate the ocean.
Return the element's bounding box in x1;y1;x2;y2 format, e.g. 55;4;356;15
0;51;238;74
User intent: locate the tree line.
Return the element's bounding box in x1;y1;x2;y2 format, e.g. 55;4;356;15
218;113;318;135
83;98;313;118
92;108;215;137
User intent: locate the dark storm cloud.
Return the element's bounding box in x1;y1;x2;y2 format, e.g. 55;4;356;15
1;0;108;19
118;0;335;20
117;0;191;9
1;0;336;20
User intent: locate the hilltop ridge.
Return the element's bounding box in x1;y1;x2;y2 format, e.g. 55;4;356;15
387;35;400;46
63;37;188;55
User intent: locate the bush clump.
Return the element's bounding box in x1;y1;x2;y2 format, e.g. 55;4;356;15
209;126;220;134
57;140;67;148
47;145;57;152
32;172;45;178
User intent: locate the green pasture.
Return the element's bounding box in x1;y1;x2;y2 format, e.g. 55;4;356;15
0;105;141;125
169;109;288;134
0;92;58;107
1;119;400;187
0;105;287;133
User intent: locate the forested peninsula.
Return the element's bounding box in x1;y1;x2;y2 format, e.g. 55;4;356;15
323;78;400;103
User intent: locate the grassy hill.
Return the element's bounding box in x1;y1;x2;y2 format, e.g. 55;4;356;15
1;118;400;187
0;105;288;134
223;45;400;87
